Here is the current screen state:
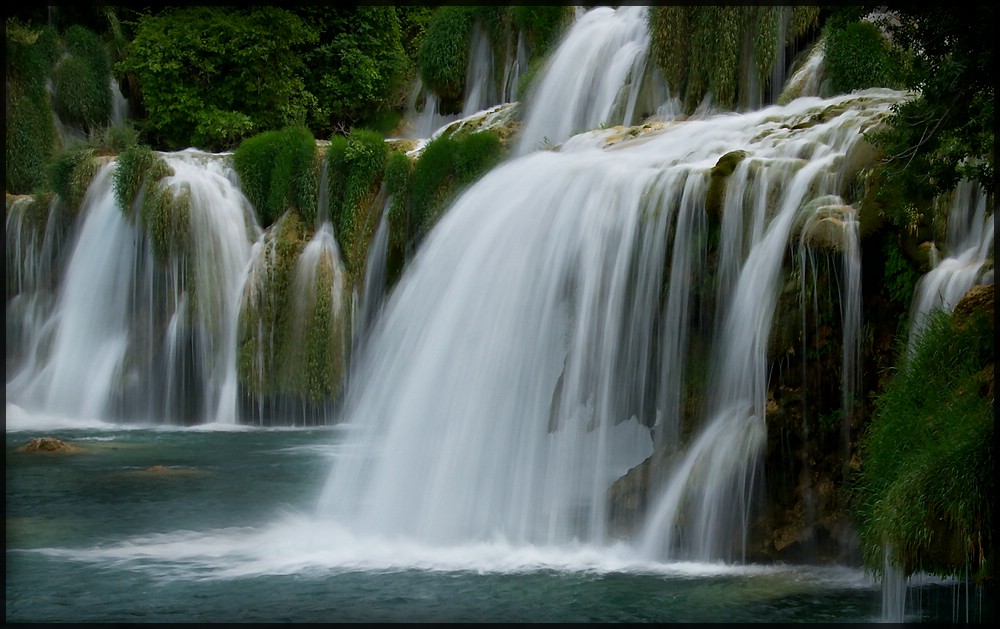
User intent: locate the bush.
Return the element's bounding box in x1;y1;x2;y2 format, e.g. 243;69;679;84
410;129;504;242
325;128;388;274
294;6;408;136
233;126;319;228
47;144;100;213
822;19;903;95
417;6;477;109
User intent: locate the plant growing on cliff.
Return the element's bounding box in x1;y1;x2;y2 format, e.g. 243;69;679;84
850;306;994;582
232;126;319;228
324;128;388;275
51;25;113;135
409;129;504;244
6;18;60;194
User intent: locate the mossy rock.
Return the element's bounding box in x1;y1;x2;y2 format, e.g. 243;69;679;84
18;437;82;454
705;150;748;223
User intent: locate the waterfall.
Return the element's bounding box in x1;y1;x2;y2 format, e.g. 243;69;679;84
357;197;392;349
908;179;994;349
6;150;260;424
461;25;497;118
317;88;905;557
515;5;660;156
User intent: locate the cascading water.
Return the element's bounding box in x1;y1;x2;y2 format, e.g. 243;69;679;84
317;87;905;559
6;150;260;424
515;5;666;156
908;179;994;348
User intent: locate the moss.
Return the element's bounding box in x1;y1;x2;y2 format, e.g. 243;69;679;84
237;211;310;397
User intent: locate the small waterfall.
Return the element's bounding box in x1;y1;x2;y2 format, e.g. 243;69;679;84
461;25;497;118
908;179;993;348
515;5;658;155
880;545;909;622
6;150;260;425
356;197;392;350
6;164;136;420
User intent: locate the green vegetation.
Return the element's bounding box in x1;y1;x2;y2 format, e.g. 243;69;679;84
409;130;505;243
851;306;994;582
417;6;572;114
112;144;187;263
292;6;408;137
51;25;112;134
821;17;903;95
864;6;994;230
647;6;820;112
117;7;317;152
46;144;101;213
238;210;349;404
232;126;319;228
6;19;60;194
417;6;477;110
324;128;389;275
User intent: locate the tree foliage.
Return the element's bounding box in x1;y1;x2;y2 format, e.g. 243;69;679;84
291;6;408;137
865;5;995;226
117;6;317;152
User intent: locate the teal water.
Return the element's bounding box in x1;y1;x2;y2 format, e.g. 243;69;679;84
5;421;991;623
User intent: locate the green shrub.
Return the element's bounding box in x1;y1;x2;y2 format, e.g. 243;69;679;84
113;144;170;216
232;126;319;228
410;129;504;242
417;6;477;109
47;144;100;213
384;149;412;251
851;307;994;582
823;19;903;95
294;6;408;136
325;128;388;274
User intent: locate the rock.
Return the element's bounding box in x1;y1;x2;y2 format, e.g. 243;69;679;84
18;437;81;453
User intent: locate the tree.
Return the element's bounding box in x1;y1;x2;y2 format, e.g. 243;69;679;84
117;6;318;152
866;5;994;223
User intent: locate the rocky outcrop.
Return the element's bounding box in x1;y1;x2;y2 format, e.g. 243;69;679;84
17;437;82;454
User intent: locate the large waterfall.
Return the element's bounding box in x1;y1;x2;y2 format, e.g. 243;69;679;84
315;86;905;560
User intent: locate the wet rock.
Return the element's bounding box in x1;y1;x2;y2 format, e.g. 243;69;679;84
18;437;81;454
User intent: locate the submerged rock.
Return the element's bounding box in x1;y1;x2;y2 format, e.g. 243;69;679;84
18;437;82;454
